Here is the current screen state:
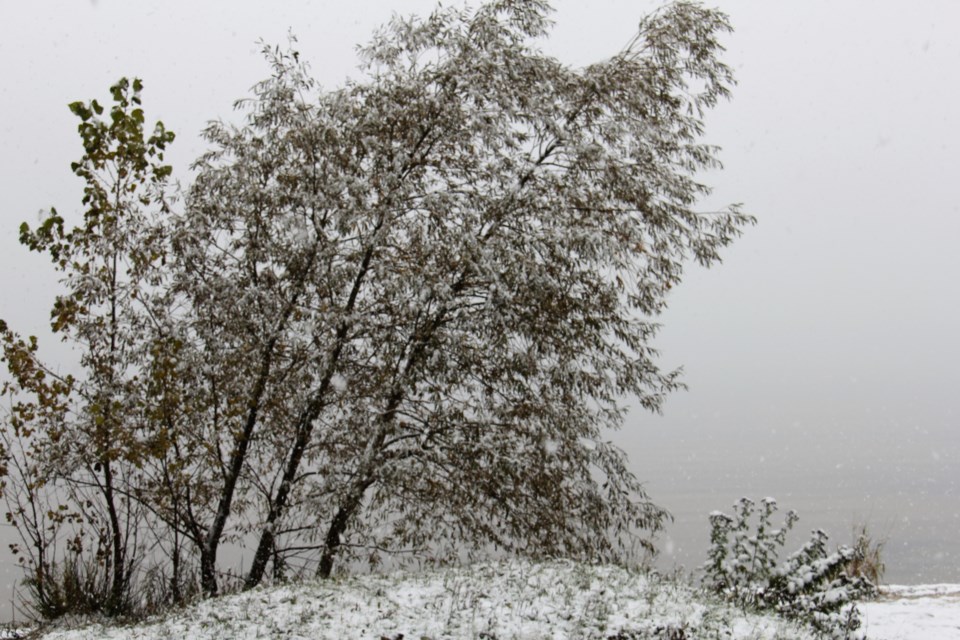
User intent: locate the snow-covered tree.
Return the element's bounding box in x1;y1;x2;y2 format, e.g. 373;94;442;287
168;0;751;591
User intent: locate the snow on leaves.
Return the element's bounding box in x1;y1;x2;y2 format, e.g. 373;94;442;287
1;0;750;611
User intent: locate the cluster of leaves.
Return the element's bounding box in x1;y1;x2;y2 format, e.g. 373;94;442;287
1;0;749;619
703;498;877;639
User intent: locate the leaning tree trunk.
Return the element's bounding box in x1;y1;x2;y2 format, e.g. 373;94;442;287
317;477;374;579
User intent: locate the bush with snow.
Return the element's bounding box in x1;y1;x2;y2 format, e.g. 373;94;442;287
703;498;876;639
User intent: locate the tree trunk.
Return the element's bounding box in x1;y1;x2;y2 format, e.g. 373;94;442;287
102;459;128;614
197;246;319;596
243;389;330;589
198;319;289;597
171;528;182;605
244;242;379;589
243;499;280;589
312;303;455;580
316;508;348;580
200;544;219;597
317;477;375;579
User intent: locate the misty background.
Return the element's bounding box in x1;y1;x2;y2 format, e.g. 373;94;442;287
0;0;957;610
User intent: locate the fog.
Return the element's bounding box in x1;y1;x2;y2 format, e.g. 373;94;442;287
624;1;960;581
1;0;957;613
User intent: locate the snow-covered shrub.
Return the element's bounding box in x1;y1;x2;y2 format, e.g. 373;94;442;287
703;498;877;639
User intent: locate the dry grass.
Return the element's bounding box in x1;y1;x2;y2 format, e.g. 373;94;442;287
846;524;886;586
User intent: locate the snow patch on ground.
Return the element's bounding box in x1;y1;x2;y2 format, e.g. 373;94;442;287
34;560;816;639
14;562;960;640
859;585;960;640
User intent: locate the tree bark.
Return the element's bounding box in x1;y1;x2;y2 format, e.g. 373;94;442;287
200;545;219;597
316;478;374;579
102;459;128;614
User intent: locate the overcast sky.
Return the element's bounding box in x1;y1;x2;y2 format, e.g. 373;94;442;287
1;0;958;590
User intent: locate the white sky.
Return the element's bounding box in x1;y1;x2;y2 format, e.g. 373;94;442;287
1;0;958;595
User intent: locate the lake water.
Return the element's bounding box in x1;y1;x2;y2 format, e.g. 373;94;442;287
623;406;959;584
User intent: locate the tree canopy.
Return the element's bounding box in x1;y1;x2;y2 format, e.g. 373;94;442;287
1;0;750;614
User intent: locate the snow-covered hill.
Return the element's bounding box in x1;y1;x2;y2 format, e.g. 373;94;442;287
13;561;959;639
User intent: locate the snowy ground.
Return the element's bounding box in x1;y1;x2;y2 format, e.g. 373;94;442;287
860;584;960;640
5;562;958;639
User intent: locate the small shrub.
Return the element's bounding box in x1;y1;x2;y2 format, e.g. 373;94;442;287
703;498;877;640
19;545;201;623
21;550;121;620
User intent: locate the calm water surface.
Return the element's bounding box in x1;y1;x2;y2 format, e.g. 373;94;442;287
625;412;959;584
